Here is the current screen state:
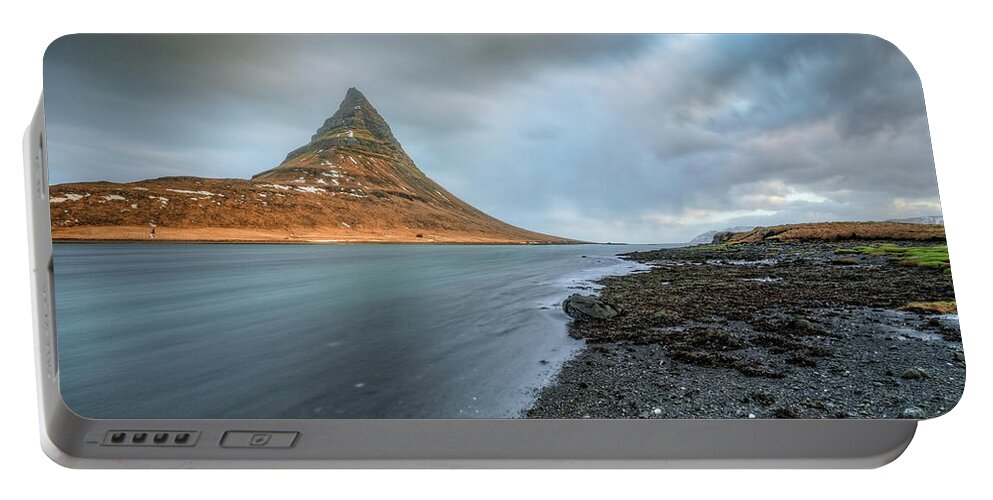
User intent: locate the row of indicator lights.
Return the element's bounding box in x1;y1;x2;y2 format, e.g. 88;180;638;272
109;432;192;444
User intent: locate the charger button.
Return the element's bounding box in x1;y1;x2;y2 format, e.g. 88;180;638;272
220;431;298;448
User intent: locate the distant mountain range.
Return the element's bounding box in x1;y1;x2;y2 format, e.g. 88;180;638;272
713;221;945;244
689;216;944;245
887;215;944;225
49;88;574;244
687;226;757;245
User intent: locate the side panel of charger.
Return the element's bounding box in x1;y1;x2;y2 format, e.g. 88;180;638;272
27;98;917;468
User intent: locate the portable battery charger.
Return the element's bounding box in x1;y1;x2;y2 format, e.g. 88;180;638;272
25;34;962;468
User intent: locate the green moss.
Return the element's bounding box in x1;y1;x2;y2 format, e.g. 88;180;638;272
688;243;730;251
654;309;680;321
834;244;949;269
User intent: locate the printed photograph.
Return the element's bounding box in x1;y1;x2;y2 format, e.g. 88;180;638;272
44;34;963;419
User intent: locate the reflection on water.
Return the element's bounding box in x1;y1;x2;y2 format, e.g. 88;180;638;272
54;243;662;419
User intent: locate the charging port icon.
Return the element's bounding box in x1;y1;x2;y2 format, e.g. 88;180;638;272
249;433;272;446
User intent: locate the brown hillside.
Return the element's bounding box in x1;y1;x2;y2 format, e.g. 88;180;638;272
50;88;574;244
713;221;946;244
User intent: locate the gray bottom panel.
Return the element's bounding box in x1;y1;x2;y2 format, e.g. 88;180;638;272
44;405;916;468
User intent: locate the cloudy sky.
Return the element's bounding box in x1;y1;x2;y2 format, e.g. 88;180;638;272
44;34;941;243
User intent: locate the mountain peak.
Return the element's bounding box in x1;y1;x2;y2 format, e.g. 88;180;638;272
316;88;397;144
255;87;417;183
277;88;403;163
343;86;368;105
336;87;373;118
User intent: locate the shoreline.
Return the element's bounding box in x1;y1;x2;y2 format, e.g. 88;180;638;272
527;239;964;419
52;239;593;246
520;248;658;416
50;225;589;246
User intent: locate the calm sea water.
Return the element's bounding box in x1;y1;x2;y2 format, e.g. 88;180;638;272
53;243;668;419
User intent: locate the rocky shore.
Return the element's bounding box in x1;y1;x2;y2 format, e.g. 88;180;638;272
528;234;964;419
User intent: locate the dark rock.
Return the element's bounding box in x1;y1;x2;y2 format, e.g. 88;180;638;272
772;405;801;418
786;355;817;367
562;294;619;321
789;316;822;334
747;390;776;406
901;367;929;379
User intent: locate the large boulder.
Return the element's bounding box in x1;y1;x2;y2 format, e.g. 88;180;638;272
562;294;619;321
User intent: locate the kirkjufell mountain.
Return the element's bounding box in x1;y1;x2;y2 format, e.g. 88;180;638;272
49;88;573;244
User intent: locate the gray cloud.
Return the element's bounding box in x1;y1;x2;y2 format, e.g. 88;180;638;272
44;34;940;242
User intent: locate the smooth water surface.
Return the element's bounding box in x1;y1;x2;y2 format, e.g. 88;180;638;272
54;243;664;418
